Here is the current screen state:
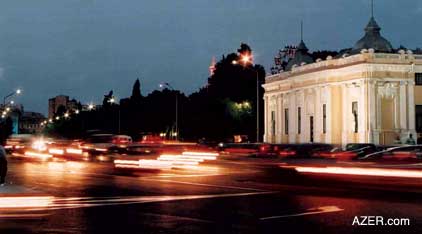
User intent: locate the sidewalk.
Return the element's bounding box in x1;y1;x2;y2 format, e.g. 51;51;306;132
0;183;45;197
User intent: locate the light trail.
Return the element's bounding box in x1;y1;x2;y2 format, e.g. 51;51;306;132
1;192;274;211
0;196;54;208
289;166;422;178
260;206;343;220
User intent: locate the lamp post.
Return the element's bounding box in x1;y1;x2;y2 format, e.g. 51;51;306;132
108;97;121;134
3;89;21;106
159;83;178;141
232;54;260;142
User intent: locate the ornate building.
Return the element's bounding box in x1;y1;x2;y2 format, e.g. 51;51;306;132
263;14;422;145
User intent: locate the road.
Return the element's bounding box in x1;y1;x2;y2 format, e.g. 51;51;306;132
1;154;422;234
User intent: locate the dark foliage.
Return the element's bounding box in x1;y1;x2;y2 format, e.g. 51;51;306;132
0;117;14;144
47;43;266;142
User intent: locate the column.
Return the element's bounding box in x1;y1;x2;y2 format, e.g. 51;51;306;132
314;87;321;142
300;90;306;143
368;81;377;143
341;84;349;145
263;95;269;142
408;82;416;132
359;80;366;142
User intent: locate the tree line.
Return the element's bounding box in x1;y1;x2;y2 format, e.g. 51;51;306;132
45;43;266;142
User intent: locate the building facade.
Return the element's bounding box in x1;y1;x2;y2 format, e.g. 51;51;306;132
48;95;79;118
263;15;422;145
19;111;46;134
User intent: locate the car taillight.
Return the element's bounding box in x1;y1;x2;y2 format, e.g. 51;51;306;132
259;145;269;152
317;152;332;157
279;151;296;156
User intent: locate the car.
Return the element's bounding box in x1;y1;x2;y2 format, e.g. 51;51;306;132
80;134;132;155
255;144;293;157
316;143;381;160
4;134;34;154
360;145;422;162
277;143;334;158
218;143;262;156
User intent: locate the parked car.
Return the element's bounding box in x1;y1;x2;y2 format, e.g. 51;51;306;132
277;143;334;158
218;143;262;156
316;143;381;160
360;145;422;162
255;144;293;157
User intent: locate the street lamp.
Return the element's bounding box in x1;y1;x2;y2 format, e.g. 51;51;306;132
159;82;179;141
3;89;22;106
233;53;261;143
107;97;121;134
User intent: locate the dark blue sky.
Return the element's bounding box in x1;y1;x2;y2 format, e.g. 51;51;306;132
0;0;421;114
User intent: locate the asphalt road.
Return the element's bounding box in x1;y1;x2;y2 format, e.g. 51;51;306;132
1;154;422;234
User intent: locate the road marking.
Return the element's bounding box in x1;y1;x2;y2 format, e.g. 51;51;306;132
144;173;225;178
3;191;275;212
260;206;343;220
290;166;422;178
141;212;213;223
0;213;51;219
142;178;268;192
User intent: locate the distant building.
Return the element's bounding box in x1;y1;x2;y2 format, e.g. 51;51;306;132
263;12;422;145
19;111;46;134
48;95;80;118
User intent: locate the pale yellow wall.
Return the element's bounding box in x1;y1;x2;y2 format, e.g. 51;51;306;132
282;135;289;143
330;86;343;145
415;86;422;105
381;98;394;130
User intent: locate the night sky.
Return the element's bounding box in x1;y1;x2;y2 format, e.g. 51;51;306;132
0;0;421;114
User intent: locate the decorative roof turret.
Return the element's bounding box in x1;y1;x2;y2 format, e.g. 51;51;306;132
352;1;393;53
285;21;314;71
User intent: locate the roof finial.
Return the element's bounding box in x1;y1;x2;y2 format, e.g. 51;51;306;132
300;20;303;41
371;0;374;18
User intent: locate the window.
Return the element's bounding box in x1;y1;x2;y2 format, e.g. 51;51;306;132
271;111;276;136
284;108;289;135
352;102;358;133
416;73;422;86
416;105;422;133
323;104;327;134
297;107;301;134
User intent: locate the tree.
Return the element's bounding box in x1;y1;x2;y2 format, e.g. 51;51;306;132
131;79;142;100
186;43;266;141
0;117;13;143
55;105;66;117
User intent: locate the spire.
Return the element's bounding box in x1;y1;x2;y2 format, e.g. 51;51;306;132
371;0;374;18
365;0;380;34
300;20;303;41
285;20;313;71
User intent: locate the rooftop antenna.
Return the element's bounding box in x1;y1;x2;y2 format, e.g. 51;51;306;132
300;20;303;41
371;0;374;18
